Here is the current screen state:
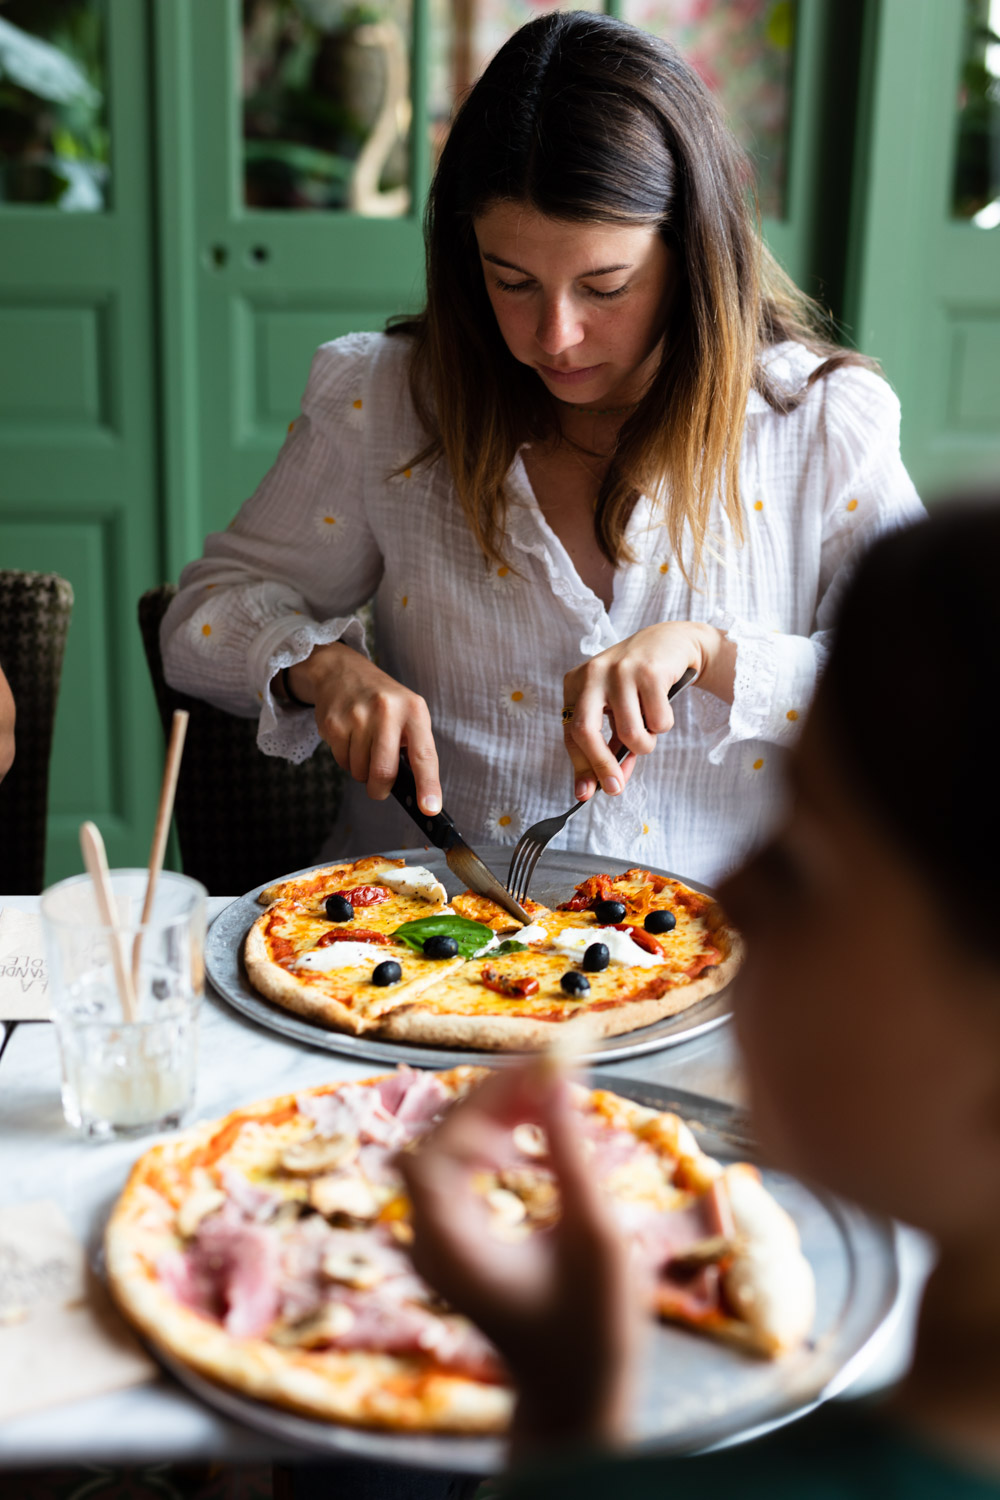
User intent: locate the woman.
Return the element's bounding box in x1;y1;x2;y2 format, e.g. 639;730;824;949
400;500;1000;1495
161;11;922;884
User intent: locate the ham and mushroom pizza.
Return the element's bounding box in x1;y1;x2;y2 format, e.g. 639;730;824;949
243;855;742;1049
105;1067;816;1433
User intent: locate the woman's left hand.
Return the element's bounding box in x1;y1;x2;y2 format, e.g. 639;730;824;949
562;621;735;801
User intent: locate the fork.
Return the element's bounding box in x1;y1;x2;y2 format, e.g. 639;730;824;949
506;665;698;906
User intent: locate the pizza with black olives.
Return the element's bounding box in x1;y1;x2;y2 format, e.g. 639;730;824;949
243;856;741;1050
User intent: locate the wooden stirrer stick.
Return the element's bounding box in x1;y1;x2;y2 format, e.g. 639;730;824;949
79;820;138;1024
132;710;189;989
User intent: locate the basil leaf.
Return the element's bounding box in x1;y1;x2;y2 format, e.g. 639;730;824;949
392;915;493;959
493;940;528;955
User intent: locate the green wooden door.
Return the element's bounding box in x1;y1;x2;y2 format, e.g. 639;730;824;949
846;0;1000;496
0;0;163;882
154;0;432;562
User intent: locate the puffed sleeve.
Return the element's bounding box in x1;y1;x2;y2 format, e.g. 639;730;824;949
160;333;385;763
707;366;925;763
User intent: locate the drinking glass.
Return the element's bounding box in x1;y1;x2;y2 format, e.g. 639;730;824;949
40;870;206;1139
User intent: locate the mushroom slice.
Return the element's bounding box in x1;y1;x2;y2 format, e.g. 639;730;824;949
668;1234;739;1271
270;1301;356;1348
176;1182;226;1240
321;1247;386;1290
486;1187;527;1225
512;1122;548;1159
280;1133;359;1177
499;1168;559;1223
308;1173;379;1222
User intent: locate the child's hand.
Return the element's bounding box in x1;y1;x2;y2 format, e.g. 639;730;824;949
397;1064;640;1457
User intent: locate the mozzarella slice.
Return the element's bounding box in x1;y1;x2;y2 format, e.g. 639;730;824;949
549;926;662;968
378;866;448;904
297;942;390;972
514;922;549;945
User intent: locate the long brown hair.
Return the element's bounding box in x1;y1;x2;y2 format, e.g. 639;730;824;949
391;11;876;577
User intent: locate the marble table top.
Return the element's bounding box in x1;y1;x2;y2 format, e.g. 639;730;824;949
0;896;932;1467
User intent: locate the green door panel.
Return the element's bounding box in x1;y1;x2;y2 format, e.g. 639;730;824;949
154;0;428;566
846;0;1000;497
0;0;163;883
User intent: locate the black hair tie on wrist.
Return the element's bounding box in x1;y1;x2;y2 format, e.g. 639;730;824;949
280;665;312;710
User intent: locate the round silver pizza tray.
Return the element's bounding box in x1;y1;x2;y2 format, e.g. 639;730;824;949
205;846;734;1068
147;1079;901;1470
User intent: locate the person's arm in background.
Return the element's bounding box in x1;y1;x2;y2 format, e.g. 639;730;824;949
0;663;15;782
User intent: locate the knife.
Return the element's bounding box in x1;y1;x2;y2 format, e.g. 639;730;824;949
390;752;533;924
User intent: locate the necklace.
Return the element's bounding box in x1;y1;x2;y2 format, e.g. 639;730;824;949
554;397;640;417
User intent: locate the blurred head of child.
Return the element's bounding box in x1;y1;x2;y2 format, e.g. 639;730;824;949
400;500;1000;1480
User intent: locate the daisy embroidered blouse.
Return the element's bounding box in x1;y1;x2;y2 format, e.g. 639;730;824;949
160;331;924;885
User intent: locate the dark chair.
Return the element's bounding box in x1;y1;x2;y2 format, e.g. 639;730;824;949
0;570;74;893
138;585;343;896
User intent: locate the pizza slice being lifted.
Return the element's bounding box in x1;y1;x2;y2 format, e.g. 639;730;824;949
244;856;742;1050
105;1067;816;1435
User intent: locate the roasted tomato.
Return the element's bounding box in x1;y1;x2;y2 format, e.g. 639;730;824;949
557;873;616;912
480;966;540;998
613;923;664;957
334;885;390;907
316;927;391;947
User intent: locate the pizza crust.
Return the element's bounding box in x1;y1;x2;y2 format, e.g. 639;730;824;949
377;941;742;1050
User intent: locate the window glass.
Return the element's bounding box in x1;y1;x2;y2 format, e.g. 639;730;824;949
622;0;796;219
428;0;795;218
428;0;596;160
953;0;1000;227
0;0;109;212
242;0;413;215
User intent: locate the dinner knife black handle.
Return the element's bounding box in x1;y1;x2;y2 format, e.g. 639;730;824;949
390;750;461;851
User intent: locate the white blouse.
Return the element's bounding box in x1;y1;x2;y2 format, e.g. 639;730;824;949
161;331;924;886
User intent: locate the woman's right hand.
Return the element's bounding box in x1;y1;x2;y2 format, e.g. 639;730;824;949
284;642;442;815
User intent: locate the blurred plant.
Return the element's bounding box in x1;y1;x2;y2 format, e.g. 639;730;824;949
952;0;1000;220
242;0;410;210
0;0;109;210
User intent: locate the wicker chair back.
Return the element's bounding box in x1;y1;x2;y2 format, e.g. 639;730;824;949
138;585;343;896
0;571;74;894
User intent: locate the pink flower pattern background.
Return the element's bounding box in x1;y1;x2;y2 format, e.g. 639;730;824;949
430;0;796;217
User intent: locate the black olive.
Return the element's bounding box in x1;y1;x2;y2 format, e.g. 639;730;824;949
372;960;402;986
593;899;626;925
644;909;677;934
423;934;459;960
582;942;610;973
560;971;591;997
325;894;354;922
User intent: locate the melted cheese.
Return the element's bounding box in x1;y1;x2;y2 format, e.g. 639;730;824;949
297;942;388;972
